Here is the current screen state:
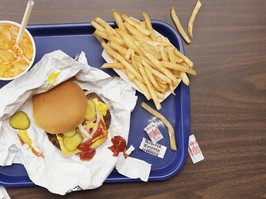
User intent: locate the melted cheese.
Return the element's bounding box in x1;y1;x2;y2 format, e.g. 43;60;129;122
93;98;108;116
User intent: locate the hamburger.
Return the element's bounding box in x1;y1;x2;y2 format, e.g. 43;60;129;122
32;81;111;161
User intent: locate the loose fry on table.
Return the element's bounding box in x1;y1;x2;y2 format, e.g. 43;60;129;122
188;0;202;39
141;102;177;151
170;6;191;44
91;11;196;110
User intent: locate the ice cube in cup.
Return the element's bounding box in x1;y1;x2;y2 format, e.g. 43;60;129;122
0;20;36;80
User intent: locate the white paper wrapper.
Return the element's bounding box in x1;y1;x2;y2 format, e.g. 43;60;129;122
0;50;140;195
116;154;151;182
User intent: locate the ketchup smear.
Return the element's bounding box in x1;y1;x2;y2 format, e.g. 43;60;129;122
108;135;126;157
17;135;44;158
78;140;96;161
79;148;96;161
77;120;107;161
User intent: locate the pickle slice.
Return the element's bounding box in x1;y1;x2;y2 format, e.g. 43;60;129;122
63;132;83;151
85;99;96;121
63;129;76;138
9;111;30;130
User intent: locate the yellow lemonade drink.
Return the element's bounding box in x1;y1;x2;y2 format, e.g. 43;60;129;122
0;21;35;79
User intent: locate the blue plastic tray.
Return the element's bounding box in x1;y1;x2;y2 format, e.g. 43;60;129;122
0;21;190;187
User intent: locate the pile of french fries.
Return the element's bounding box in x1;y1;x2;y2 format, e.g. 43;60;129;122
91;10;196;110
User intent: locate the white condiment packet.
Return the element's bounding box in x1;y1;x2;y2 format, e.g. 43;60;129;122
139;137;167;159
144;122;163;143
125;145;135;156
188;134;204;164
115;154;151;182
0;187;10;199
0;50;138;195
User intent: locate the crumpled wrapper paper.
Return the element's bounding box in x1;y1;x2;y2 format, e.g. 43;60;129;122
0;50;150;195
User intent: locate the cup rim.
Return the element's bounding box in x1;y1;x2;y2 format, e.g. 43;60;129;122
0;20;36;81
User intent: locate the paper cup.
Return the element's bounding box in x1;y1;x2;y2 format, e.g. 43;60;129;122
0;20;36;81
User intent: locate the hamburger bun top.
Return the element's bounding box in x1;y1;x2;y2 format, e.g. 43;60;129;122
32;81;87;134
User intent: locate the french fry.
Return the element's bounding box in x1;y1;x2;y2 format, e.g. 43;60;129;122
154;90;165;100
124;22;150;40
169;83;176;95
101;42;144;82
160;45;169;62
133;78;151;100
112;9;126;32
142;63;165;93
119;30;144;56
144;52;179;84
180;71;190;85
95;17;116;35
142;12;157;40
139;66;161;110
93;32;105;44
121;13;151;36
170;6;191;44
167;46;176;63
131;55;141;72
137;41;161;60
109;41;127;55
94;29;109;41
91;20;105;32
125;67;135;81
125;48;134;60
167;46;184;64
141;102;177;151
141;59;171;84
160;61;197;75
101;62;124;69
188;0;202;39
174;48;194;67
